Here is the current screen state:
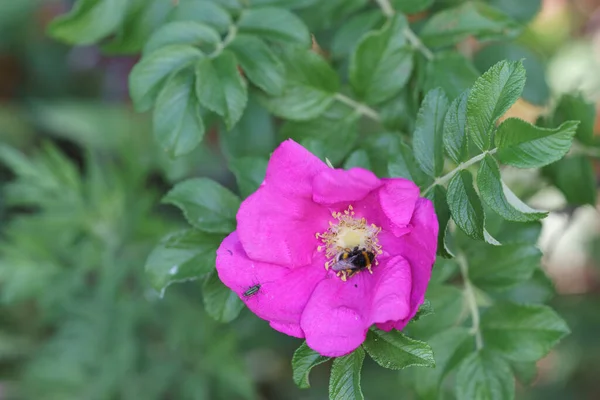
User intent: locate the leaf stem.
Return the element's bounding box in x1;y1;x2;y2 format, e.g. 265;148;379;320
421;148;498;196
209;24;238;58
457;252;483;351
374;0;435;61
334;93;381;122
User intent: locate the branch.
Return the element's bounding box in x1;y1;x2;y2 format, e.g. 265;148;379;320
334;93;382;122
209;25;238;58
457;252;483;350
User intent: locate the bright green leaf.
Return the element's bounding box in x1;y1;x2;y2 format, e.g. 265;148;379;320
349;15;413;105
292;341;330;389
481;302;570;362
413;88;449;177
202;270;245;323
143;21;221;55
443;90;469;164
329;347;365;400
238;7;311;46
511;361;538;386
162;178;240;233
467;60;526;150
362;328;435;370
455;350;515;400
478;155;547;221
229;157;268;198
424;53;479;101
228;35;285;96
145;229;221;293
153;69;205;157
331;10;384;58
195;50;248;129
495;119;578;168
543;156;597;206
167;0;231;33
447;171;485;240
129;45;204;112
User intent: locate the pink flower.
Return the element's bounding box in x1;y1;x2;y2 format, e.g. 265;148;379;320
216;140;438;357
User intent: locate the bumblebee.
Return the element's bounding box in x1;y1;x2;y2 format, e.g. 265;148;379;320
243;284;261;297
331;246;375;276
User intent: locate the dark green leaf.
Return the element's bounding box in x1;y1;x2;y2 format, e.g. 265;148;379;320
363;329;435;370
481;302;570;362
552;94;597;146
153;69;205;157
349;15;413;105
48;0;129;45
344;150;371;170
238;7;311;46
425;185;452;258
145;230;221;293
421;2;519;48
167;0;231;33
143;21;221;55
410;284;464;337
329;347;365;400
498;267;555;304
229;157;268;198
455;350;515;400
474;43;550;106
447;171;485;240
467;60;526;150
496;119;578;168
391;0;434;13
424;53;479;101
511;361;538;386
162;178;240;233
292;342;330;389
543;156;597;206
129;45;204;112
488;0;541;22
478;155;547;221
331;10;384;59
413;88;449;177
412;299;434;322
443;90;469;164
388;141;431;187
468;242;541;290
228;35;285;96
202;270;245;323
195;50;248;129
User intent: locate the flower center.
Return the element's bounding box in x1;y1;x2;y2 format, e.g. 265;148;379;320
316;205;382;281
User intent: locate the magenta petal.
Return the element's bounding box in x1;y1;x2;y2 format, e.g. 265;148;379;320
237;186;330;267
379;178;420;236
312;168;381;205
264;139;328;198
370;256;412;324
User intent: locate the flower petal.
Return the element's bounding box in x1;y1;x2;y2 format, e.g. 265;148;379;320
300;256;412;357
312;168;381;205
264;139;328;198
378;178;420;236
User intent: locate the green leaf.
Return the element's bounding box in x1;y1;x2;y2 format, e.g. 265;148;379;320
238;7;311;46
388;141;431;187
474;43;550;106
331;10;384;59
329;347;365;400
202;270;245;323
229;157;268;198
153;69;205;157
258;48;339;120
421;2;519;48
362;329;435;370
425;185;452;258
162;178;240;233
349;15;413;105
292;342;330;389
413;88;449;177
455;350;515;400
145;229;221;293
498;267;555;304
496;119;578;168
552;94;597;146
488;0;541;22
412;299;434;322
443;91;469;164
143;21;221;55
511;361;538;386
467;242;541;290
344;150;371;170
412;327;471;399
129;45;204;112
424;53;479;101
477;155;547;221
410;284;464;337
195;50;248;130
228;35;285;96
467;60;526;150
543;156;597;206
47;0;129;45
390;0;434;13
167;0;231;33
447;170;485;240
481;302;570;362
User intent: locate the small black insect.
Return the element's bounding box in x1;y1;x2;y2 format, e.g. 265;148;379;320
243;284;261;297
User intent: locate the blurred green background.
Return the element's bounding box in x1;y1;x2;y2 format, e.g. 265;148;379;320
0;1;599;399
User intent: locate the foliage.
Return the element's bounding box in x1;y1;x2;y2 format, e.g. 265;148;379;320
0;0;598;399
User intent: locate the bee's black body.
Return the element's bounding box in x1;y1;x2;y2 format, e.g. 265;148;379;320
338;246;375;271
